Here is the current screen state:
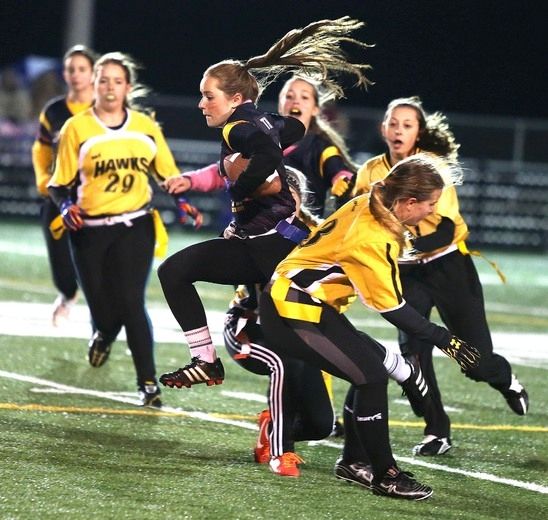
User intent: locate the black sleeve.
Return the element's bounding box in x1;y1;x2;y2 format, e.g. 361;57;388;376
230;131;282;199
412;216;455;252
381;302;451;346
47;185;72;208
279;117;305;149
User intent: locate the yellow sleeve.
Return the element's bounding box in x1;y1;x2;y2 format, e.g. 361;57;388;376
149;121;180;182
353;156;389;196
49;121;80;188
31;140;54;196
353;161;373;196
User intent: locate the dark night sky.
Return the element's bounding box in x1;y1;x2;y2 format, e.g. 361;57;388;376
2;0;546;119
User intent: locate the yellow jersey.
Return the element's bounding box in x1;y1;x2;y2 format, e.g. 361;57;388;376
49;108;179;216
272;195;405;319
354;152;469;255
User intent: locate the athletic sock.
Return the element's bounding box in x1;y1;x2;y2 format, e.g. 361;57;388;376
353;382;395;478
383;348;411;383
184;325;217;363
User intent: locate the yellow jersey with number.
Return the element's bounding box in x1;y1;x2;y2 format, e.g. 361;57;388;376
49;108;179;216
273;195;405;315
354;152;469;254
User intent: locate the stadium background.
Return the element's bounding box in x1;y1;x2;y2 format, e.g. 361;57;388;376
0;0;546;250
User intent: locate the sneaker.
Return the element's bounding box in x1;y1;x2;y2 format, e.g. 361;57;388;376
88;331;112;368
52;294;77;327
334;457;373;489
503;374;529;415
254;409;271;464
399;359;429;417
269;452;304;477
138;381;162;408
372;466;433;500
330;416;345;438
412;435;452;456
159;357;225;388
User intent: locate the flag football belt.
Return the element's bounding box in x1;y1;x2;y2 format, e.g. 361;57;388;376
82;209;149;227
274;219;309;244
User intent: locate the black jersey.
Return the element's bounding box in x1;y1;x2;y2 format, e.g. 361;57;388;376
32;96;92;196
283;132;351;216
219;102;305;236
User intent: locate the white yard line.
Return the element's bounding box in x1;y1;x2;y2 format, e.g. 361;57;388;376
0;368;546;495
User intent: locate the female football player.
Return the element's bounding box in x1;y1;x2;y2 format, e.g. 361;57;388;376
353;96;528;456
259;154;480;498
278;75;358;216
157;17;372;396
32;45;97;326
48;52;187;407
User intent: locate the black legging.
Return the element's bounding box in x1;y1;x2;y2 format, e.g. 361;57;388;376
69;214;156;385
259;290;395;479
399;251;513;438
223;309;334;454
41;197;78;300
158;231;300;332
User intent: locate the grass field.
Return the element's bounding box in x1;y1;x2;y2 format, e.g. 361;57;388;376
0;220;546;519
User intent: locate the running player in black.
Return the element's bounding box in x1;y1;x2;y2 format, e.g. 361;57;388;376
32;45;97;326
353;96;529;456
157;17;372;391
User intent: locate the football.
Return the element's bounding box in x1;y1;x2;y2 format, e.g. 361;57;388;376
223;153;281;197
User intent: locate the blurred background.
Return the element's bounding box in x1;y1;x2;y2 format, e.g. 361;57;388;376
0;0;546;250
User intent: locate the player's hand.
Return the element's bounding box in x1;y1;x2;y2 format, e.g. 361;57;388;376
176;196;203;229
164;175;191;194
59;199;83;231
437;335;480;370
331;175;352;198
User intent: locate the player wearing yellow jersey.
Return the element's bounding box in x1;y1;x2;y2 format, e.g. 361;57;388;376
259;154;480;500
32;45;97;326
48;52;187;407
353;96;529;456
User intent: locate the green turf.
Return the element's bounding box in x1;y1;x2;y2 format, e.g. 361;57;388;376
0;220;547;519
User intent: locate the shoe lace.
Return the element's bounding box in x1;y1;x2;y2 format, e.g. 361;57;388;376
280;453;304;467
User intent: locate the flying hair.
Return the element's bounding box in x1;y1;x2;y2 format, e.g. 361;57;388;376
204;16;373;103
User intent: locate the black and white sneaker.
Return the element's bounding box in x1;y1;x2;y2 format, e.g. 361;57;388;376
412;435;452;456
399;360;429;417
503;374;529;415
159;357;225;388
88;331;112;368
138;381;162;408
334;457;373;489
372;466;433;500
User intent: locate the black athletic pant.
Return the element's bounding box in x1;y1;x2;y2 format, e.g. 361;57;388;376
260;290;394;479
223;311;334;454
41;197;78;300
158;230;303;333
69;214;156;385
399;251;513;438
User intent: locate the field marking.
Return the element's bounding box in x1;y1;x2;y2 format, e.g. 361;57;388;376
1;369;546;495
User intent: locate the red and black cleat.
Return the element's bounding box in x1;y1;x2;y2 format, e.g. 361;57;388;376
159;357;225;389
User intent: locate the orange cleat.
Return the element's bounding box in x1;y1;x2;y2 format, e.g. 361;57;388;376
254;409;271;464
269;452;304;477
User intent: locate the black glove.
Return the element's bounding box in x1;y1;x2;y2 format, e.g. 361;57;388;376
437;335;480;370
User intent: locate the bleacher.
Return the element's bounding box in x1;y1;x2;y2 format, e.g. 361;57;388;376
1;96;546;251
